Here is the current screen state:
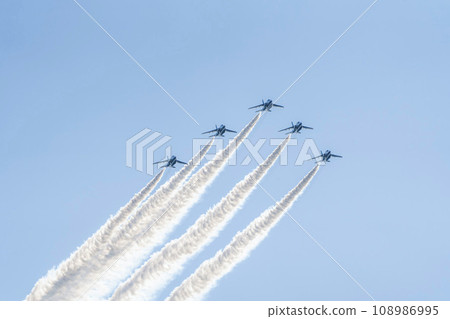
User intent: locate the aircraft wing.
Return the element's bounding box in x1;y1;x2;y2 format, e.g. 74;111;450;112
153;159;169;164
202;129;218;134
176;160;188;165
273;104;284;108
225;129;237;133
248;105;263;109
330;154;343;158
302;126;313;130
307;155;323;161
278;126;294;132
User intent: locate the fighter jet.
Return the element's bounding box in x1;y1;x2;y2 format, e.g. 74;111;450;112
279;121;313;134
154;155;187;168
202;124;237;137
248;99;284;112
310;150;342;163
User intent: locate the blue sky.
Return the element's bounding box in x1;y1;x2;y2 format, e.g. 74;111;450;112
1;0;449;300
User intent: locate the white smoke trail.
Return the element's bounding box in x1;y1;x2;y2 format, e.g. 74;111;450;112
34;114;259;300
26;169;164;300
27;139;214;301
81;113;261;300
111;135;291;300
167;165;319;301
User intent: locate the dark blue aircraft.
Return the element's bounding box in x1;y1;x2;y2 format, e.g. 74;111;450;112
248;99;284;112
279;121;313;134
202;124;237;137
310;150;343;163
154;156;187;168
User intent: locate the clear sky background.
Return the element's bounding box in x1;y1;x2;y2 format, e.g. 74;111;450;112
1;0;449;301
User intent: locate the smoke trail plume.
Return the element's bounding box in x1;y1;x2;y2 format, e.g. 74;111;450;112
167;165;319;301
27;139;214;301
82;114;261;300
32;114;259;300
111;135;291;300
26;169;164;300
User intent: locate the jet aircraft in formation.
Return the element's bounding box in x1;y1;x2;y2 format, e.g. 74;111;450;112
202;124;237;137
154;156;187;168
155;99;342;169
279;121;313;134
309;150;342;163
248;99;284;112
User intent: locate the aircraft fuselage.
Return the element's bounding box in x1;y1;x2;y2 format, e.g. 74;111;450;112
263;99;274;111
167;156;178;167
292;122;303;133
323;151;332;162
217;125;227;136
